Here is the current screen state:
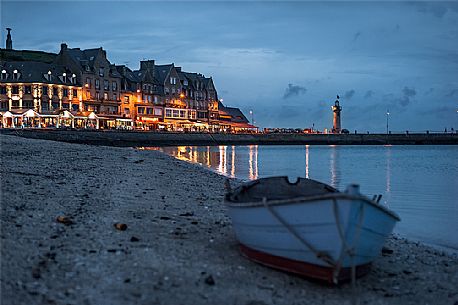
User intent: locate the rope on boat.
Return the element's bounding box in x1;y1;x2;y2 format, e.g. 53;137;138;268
331;197;365;303
261;198;336;268
261;193;366;297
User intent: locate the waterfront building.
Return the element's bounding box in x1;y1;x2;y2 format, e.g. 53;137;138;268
178;71;220;131
0;28;255;132
218;101;257;133
53;44;122;116
0;49;83;127
116;61;163;130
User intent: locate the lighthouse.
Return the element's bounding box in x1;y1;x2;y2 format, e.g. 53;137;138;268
332;95;342;133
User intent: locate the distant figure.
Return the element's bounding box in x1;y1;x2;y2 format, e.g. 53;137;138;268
445;128;447;133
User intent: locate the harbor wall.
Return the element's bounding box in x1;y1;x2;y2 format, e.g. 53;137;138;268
1;129;457;146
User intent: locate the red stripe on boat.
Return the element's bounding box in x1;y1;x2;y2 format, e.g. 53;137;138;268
239;243;371;283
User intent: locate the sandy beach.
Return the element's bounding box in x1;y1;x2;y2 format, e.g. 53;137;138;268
1;134;457;305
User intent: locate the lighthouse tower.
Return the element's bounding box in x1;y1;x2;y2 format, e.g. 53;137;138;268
332;95;342;133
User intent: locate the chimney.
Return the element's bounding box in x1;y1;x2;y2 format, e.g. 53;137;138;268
60;43;67;51
140;60;155;71
176;67;182;72
5;28;12;50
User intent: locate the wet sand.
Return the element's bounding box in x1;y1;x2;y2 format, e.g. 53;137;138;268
1;134;457;305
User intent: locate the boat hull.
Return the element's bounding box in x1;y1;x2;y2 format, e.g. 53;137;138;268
227;195;398;282
239;243;371;283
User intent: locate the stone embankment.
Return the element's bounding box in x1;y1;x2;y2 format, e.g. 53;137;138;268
1;134;457;305
1;128;457;146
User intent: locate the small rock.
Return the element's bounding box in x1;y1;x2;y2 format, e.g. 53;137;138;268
133;160;144;164
160;216;171;220
179;212;194;217
382;247;394;255
114;223;127;231
204;275;215;286
31;268;41;279
56;216;74;226
130;236;140;242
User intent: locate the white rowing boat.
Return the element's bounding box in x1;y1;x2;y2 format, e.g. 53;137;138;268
225;177;400;283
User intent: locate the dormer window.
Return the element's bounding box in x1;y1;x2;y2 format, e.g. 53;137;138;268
99;67;104;77
1;70;6;80
13;69;20;80
62;72;67;83
46;70;52;81
72;74;76;84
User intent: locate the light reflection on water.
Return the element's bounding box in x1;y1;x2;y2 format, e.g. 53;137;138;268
143;145;458;251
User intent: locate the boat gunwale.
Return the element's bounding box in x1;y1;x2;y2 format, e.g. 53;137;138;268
225;192;401;221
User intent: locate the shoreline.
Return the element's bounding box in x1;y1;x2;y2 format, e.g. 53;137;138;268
161;151;458;255
1;128;458;146
1;134;457;305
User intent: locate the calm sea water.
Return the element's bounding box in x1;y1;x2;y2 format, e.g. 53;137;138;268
149;145;458;251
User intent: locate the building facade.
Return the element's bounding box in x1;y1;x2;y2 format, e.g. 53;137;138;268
0;29;255;132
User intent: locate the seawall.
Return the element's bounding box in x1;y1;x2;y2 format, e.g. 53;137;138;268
1;128;457;146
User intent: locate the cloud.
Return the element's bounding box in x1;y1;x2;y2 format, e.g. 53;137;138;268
424;88;434;95
352;31;361;42
399;86;416;106
445;89;458;97
364;90;374;99
283;84;307;99
344;89;355;100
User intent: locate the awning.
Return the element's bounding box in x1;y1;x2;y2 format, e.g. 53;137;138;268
59;110;74;119
164;119;194;124
229;122;257;129
24;109;40;118
88;112;99;120
137;116;159;122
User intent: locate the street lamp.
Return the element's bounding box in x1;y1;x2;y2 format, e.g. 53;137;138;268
386;110;390;134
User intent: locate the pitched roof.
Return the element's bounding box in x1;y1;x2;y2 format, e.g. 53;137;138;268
154;64;173;83
66;47;103;70
1;61;80;85
218;101;250;123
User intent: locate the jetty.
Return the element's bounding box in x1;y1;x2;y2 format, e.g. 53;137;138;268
1;129;457;146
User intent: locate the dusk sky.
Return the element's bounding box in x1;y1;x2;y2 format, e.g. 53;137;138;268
2;1;457;132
